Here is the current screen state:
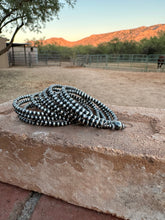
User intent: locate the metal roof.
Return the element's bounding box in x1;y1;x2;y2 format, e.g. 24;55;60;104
6;42;31;47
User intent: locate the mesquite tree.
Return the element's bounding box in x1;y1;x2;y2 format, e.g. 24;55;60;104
0;0;76;55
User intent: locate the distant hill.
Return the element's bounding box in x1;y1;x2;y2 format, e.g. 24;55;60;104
38;24;165;47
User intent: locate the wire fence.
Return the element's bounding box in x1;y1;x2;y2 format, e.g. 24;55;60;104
75;54;165;72
31;53;62;66
8;51;70;67
8;51;165;72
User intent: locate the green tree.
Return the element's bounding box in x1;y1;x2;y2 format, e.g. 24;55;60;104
0;0;76;55
72;45;96;55
120;40;139;54
138;32;165;54
26;37;46;49
139;37;158;54
37;43;73;59
156;31;165;53
96;42;109;54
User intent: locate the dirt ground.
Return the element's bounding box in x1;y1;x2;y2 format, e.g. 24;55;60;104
0;66;165;109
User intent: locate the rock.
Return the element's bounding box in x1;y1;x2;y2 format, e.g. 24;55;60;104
0;101;165;220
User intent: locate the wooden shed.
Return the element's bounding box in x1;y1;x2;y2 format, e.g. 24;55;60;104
8;43;38;66
0;37;9;68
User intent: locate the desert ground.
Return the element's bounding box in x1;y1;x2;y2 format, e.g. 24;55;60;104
0;66;165;109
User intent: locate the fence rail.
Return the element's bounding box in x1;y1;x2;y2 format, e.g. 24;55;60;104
8;51;70;67
75;54;165;72
8;51;165;72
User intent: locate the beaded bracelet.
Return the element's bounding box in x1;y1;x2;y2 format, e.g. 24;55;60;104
12;84;125;130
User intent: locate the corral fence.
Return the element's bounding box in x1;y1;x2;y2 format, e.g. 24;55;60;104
74;54;165;72
8;51;165;72
8;51;71;67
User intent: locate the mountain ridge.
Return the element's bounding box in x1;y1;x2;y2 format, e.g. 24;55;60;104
39;24;165;47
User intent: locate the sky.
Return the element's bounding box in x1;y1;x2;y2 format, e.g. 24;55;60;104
4;0;165;43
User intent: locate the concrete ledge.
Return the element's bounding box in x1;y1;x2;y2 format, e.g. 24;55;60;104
0;101;165;220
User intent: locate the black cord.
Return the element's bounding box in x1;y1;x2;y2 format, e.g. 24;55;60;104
13;84;125;130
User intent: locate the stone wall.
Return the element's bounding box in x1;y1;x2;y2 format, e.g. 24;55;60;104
0;101;165;220
0;37;9;68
